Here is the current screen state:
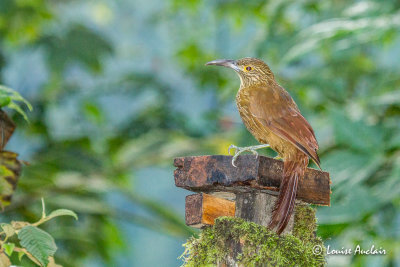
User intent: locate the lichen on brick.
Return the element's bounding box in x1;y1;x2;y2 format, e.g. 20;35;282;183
180;204;326;267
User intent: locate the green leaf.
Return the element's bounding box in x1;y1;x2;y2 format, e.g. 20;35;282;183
0;223;15;237
0;85;32;111
83;102;104;124
17;226;57;266
6;101;29;122
0;86;32;121
0;96;11;107
18;250;24;261
2;243;14;257
47;209;78;221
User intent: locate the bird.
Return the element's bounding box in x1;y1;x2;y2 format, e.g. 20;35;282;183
206;57;320;235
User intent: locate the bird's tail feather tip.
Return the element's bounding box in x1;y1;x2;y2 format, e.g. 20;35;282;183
267;177;298;234
268;158;307;235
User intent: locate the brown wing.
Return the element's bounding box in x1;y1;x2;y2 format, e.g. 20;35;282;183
249;85;320;168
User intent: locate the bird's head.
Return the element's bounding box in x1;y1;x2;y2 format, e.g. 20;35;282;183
206;57;275;87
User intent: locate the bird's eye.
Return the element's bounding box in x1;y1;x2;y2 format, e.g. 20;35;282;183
245;66;252;71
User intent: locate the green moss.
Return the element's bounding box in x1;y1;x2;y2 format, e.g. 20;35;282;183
180;204;326;267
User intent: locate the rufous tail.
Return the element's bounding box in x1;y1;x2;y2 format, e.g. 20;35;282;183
268;154;308;235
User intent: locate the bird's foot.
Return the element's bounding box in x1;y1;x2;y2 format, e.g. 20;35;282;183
228;144;270;167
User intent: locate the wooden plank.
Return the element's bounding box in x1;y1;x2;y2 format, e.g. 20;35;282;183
185;193;235;228
185;193;203;227
174;155;330;206
235;192;294;234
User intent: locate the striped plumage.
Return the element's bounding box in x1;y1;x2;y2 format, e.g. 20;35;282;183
206;57;320;234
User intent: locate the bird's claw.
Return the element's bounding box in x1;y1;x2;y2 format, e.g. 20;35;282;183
228;144;237;155
228;145;241;167
228;144;265;167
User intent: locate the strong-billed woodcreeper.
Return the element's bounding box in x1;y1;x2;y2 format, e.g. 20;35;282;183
206;58;321;234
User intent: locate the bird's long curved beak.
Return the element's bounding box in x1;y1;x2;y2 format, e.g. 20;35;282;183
205;59;240;72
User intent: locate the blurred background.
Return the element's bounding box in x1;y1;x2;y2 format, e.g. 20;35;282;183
0;0;399;266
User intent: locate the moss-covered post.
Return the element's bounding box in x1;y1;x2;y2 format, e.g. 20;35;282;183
174;155;330;267
181;204;325;266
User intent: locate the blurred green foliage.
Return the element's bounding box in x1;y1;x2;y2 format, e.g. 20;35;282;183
0;85;32;121
0;0;399;266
